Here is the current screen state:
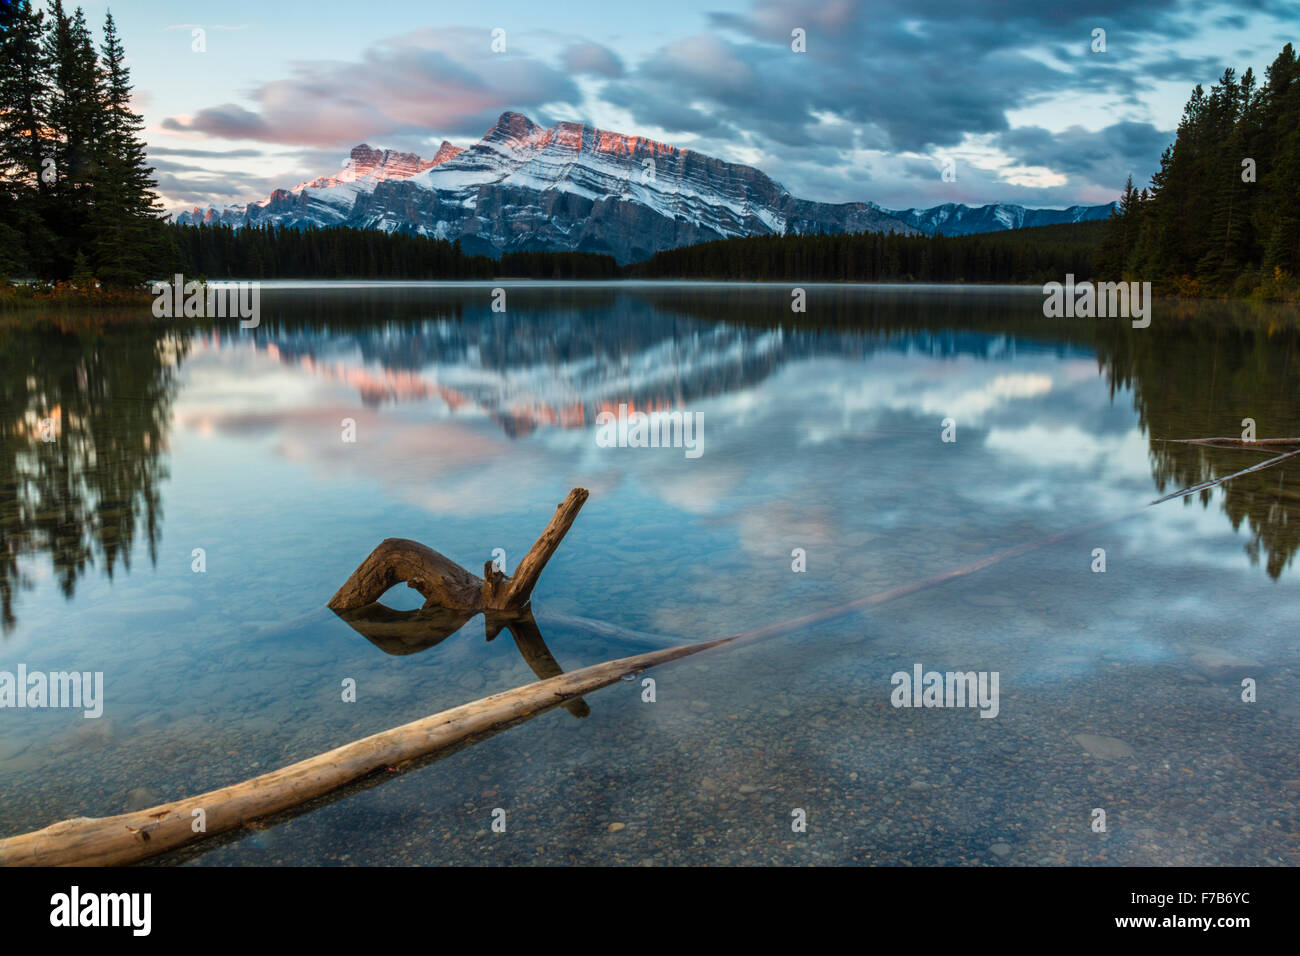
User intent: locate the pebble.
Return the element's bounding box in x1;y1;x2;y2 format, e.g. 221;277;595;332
1071;733;1135;760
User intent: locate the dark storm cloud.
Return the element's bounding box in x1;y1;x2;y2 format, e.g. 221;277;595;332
587;0;1296;204
599;0;1236;154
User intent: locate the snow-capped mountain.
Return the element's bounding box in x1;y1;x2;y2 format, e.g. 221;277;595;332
176;111;1113;261
177;111;917;262
879;201;1115;236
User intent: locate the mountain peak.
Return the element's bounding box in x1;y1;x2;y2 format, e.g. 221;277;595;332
483;111;544;146
431;140;465;165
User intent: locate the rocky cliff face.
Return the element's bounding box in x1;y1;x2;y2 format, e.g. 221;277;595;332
174;112;918;261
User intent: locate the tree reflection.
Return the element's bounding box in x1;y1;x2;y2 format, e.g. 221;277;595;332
1;291;1297;639
1094;301;1300;578
0;318;186;632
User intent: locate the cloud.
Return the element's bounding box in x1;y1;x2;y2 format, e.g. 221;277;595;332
161;27;581;148
992;121;1173;187
147;157;304;208
562;42;624;78
588;0;1292;204
147;146;267;159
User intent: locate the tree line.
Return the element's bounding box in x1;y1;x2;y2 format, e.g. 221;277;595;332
626;221;1106;283
161;219;1107;284
1098;42;1299;298
0;1;164;285
162;222;623;280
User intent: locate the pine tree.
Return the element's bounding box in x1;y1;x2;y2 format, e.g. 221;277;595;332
0;0;54;276
90;11;163;286
40;1;105;275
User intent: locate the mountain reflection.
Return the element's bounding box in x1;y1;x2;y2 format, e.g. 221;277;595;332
1;287;1297;633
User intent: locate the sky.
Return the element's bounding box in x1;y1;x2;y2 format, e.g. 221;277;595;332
54;0;1300;215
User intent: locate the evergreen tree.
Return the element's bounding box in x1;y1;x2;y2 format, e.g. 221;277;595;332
1103;42;1300;296
90;10;163;286
0;0;54;276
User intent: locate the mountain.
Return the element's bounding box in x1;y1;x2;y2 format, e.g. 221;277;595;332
175;111;1112;261
176;112;918;262
878;201;1115;236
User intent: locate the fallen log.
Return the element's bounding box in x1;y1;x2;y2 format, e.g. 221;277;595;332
1157;436;1300;448
0;636;730;867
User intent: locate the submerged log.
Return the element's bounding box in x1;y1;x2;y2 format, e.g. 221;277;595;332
0;636;730;867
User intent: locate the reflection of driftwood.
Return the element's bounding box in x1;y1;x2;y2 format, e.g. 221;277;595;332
335;603;591;718
329;488;596;715
335;603;476;655
0;637;728;867
328;489;589;617
504;611;590;718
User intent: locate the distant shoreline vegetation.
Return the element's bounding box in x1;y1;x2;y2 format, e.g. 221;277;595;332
147;219;1104;286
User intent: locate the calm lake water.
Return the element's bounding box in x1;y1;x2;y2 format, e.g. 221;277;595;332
1;282;1297;866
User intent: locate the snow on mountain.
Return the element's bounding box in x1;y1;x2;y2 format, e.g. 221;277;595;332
176;112;917;262
176;112;1113;262
879;201;1116;237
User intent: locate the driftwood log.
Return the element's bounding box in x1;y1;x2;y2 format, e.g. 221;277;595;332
0;638;730;867
327;488;589;622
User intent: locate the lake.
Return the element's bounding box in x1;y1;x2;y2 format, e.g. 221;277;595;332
1;282;1297;866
